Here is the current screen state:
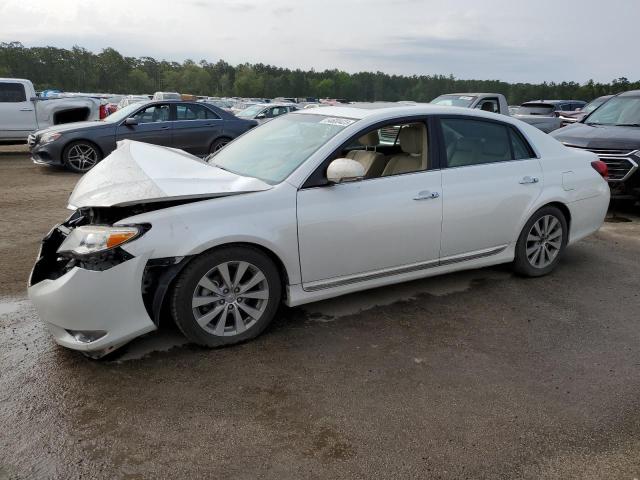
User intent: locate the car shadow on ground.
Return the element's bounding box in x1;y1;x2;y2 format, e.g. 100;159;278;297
103;263;517;363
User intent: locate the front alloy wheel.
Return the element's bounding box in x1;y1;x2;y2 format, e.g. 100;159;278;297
192;261;269;336
170;247;281;347
63;141;102;173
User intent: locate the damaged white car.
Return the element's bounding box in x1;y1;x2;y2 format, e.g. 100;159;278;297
28;104;610;357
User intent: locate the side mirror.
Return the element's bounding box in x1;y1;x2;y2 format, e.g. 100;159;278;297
256;113;266;119
327;158;365;184
124;117;139;126
576;107;582;111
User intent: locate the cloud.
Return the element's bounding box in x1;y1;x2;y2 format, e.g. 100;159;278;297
272;6;294;15
1;0;639;83
330;35;573;82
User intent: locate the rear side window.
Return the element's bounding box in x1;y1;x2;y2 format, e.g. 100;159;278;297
440;118;533;167
176;104;219;120
518;104;555;115
0;82;27;102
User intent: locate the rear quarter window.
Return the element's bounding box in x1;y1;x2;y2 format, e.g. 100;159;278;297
518;104;555;116
0;82;27;102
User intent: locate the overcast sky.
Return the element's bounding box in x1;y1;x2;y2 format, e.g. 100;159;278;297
1;0;638;84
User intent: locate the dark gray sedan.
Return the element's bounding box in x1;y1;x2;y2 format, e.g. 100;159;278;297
28;100;257;173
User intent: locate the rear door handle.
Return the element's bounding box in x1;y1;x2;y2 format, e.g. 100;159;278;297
20;108;34;112
519;176;539;184
160;126;171;130
413;190;440;200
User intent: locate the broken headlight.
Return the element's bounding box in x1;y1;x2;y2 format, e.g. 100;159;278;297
57;225;146;256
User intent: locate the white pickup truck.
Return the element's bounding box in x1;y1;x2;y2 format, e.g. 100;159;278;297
0;78;100;143
431;93;511;115
430;93;563;133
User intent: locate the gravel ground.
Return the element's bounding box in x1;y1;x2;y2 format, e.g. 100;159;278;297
1;151;639;479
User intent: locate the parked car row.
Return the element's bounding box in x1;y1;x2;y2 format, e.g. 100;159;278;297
552;90;640;201
4;75;638;204
28;100;258;172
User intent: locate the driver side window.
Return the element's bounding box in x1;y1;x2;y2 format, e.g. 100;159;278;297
133;104;170;123
339;121;430;179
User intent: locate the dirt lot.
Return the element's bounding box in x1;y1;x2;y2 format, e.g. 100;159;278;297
1;149;640;479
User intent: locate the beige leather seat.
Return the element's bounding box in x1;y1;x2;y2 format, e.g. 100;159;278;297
381;124;428;176
345;131;386;178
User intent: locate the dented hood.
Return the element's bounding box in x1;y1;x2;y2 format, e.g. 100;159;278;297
69;140;272;208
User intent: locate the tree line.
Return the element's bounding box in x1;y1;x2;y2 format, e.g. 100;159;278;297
1;42;638;104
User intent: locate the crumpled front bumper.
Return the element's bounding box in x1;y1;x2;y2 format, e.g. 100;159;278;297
28;226;156;356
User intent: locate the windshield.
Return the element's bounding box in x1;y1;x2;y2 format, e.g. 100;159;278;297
585;96;640;126
582;96;610;114
102;102;148;123
518;104;555;116
237;105;264;118
431;95;477;107
207;114;354;184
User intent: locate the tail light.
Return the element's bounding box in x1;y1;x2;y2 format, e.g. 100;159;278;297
99;104;107;120
591;160;608;179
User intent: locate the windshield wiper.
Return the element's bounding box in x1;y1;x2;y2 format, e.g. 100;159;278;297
615;123;640;127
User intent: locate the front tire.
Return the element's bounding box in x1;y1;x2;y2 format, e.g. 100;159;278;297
62;140;102;173
170;246;281;347
513;206;568;277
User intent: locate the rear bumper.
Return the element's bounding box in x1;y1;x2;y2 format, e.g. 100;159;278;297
28;226;156;356
567;190;610;245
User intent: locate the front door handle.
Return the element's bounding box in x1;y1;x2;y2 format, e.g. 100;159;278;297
519;176;539;184
413;190;440;200
20;108;34;112
160;126;171;130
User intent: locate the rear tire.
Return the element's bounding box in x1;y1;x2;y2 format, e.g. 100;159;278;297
62;140;102;173
513;206;568;277
170;246;281;347
209;137;232;154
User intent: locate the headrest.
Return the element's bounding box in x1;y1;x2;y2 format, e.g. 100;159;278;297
358;131;379;146
399;124;423;154
481;102;495;112
482;139;509;156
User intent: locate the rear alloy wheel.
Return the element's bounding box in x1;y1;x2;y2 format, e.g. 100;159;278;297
210;137;231;154
63;141;102;173
513;206;568;277
170;247;281;347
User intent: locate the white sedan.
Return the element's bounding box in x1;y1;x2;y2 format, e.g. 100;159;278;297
28;104;610;357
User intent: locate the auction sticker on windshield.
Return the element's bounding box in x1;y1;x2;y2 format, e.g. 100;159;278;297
319;117;356;127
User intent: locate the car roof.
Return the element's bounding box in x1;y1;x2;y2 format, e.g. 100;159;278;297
251;102;296;107
435;93;495;97
618;90;640;97
293;103;510;122
525;99;586;105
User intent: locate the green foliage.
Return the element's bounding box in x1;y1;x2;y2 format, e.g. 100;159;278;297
1;41;638;103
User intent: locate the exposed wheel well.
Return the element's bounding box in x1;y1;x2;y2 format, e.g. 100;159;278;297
53;107;91;125
150;242;291;327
